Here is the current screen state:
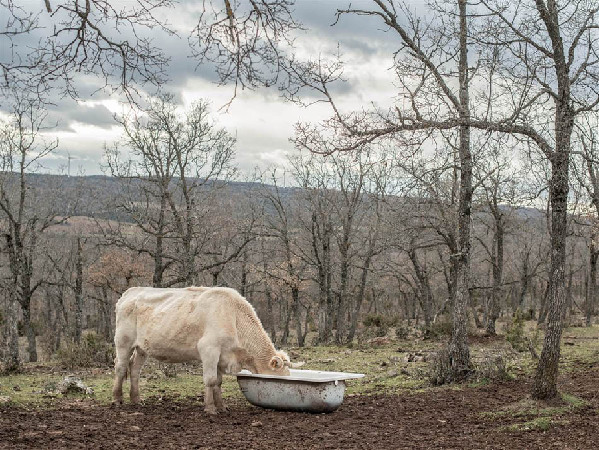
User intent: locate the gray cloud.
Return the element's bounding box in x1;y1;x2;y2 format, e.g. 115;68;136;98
44;100;115;132
2;1;406;175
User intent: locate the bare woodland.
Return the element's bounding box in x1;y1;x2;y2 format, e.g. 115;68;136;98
1;0;598;404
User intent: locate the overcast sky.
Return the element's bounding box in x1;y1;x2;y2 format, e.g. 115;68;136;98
1;0;413;177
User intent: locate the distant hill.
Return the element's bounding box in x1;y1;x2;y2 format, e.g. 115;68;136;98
7;172;547;224
18;172;301;221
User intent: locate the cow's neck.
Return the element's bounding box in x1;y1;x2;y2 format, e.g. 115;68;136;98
235;308;276;367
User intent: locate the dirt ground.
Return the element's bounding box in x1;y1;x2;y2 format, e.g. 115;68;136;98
1;367;598;450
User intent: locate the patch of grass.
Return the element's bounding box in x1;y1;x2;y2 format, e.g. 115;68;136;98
481;393;587;432
509;416;554;431
561;393;588;409
2;324;598;408
0;372;62;407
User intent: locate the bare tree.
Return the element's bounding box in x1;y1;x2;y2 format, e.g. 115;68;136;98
87;248;150;342
191;0;302;104
572;112;599;326
0;0;173;100
290;153;336;343
473;136;524;334
2;1;302;105
105;94;237;287
0;93;63;367
286;0;598;397
258;169;311;346
288;0;476;379
471;0;599;400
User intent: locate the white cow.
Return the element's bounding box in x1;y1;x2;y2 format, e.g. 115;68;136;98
112;286;294;414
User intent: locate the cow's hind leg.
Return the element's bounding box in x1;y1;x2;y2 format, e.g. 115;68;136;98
199;344;220;415
129;348;147;404
214;369;227;413
112;336;134;405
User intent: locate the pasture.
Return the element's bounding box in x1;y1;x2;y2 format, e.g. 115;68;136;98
1;322;598;449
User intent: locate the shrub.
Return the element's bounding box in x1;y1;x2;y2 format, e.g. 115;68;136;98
428;347;453;386
426;317;453;339
506;309;527;352
474;353;511;382
363;313;401;328
363;314;386;328
56;332;114;369
395;324;410;340
362;313;399;341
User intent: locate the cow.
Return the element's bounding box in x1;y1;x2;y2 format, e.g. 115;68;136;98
112;286;296;414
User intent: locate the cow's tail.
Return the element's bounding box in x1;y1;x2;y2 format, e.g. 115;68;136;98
125;349;137;381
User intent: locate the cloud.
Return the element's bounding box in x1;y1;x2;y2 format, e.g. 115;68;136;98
1;1;405;176
44;100;116;132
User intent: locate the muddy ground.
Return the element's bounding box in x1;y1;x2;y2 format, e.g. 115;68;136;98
1;367;598;449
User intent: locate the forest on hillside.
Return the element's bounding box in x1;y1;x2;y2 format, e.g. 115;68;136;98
0;139;595;361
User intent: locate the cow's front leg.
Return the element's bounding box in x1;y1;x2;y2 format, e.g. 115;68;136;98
214;369;228;413
199;346;220;415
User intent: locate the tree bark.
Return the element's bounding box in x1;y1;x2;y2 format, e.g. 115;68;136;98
532;128;573;400
335;237;350;344
486;220;504;335
448;0;472;380
21;303;37;363
291;287;306;347
408;249;434;329
2;292;20;372
347;254;373;343
74;237;84;344
587;238;598;327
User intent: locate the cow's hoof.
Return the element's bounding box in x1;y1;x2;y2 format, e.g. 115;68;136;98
204;407;218;415
130;396;141;405
217;405;229;414
112;400;123;407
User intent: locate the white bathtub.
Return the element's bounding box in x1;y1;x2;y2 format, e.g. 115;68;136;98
236;369;365;413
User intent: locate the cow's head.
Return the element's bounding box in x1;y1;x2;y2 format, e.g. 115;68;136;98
268;350;305;376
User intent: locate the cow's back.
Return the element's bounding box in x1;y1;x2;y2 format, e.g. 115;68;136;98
115;287;240;363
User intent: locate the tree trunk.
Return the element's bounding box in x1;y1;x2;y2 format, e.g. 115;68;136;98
153;192;168;288
566;270;574;318
448;0;472;380
100;287;113;343
240;250;248;297
532;129;572;400
265;288;277;345
21;303;37;363
291;287;305;347
2;293;20;372
347;255;373;343
335;243;350;344
316;222;333;344
486;221;504;335
518;252;530;311
74;238;84;344
153;233;165;288
587;238;597;327
280;296;292;346
408;249;434;329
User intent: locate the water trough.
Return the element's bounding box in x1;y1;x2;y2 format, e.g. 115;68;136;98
236;369;365;413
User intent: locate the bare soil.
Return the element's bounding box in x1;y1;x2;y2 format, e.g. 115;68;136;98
1;367;598;449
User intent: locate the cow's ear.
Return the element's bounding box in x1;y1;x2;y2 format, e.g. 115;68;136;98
269;355;284;369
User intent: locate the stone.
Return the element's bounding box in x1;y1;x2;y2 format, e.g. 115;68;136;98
57;376;94;396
